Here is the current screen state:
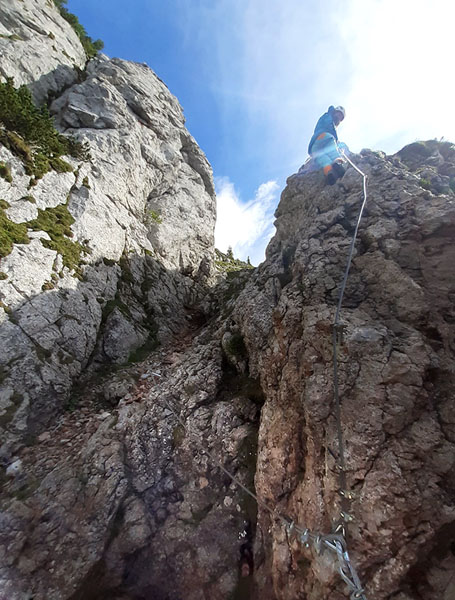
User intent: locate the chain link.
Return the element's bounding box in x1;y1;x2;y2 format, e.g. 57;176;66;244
153;377;367;597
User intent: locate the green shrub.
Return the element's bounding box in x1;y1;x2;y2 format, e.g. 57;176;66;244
419;178;431;190
224;333;247;359
0;79;65;152
145;209;162;225
0;78;89;180
0;271;8;280
52;0;104;59
0;162;12;183
66;136;91;161
0;208;29;257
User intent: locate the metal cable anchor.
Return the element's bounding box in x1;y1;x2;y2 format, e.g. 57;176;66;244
332;539;367;600
333;322;348;345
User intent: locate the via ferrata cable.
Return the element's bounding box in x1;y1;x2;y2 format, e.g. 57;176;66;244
332;149;368;523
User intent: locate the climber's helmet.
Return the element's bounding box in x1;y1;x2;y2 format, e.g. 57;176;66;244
332;106;345;126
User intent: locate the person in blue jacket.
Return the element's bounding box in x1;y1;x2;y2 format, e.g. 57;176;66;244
308;105;347;185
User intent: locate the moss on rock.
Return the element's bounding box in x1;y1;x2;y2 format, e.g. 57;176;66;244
27;204;89;273
0;162;12;183
0;208;29;257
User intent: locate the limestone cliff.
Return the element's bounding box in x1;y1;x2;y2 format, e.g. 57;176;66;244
0;0;86;104
0;0;216;458
1;2;455;600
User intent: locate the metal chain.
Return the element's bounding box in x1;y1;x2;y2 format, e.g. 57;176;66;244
144;154;369;599
151;368;367;599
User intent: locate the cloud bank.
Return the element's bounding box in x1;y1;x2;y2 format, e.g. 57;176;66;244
215;178;279;266
180;0;454;267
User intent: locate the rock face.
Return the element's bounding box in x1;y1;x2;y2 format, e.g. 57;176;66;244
51;54;215;270
232;142;455;599
0;329;261;600
0;1;216;458
2;131;455;600
1;2;455;600
0;0;87;104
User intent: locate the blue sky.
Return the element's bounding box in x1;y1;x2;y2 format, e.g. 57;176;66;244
67;0;454;265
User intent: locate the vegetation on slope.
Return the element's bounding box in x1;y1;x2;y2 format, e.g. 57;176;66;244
0;78;90;182
52;0;104;59
28;204;90;275
0;206;29;257
215;247;254;273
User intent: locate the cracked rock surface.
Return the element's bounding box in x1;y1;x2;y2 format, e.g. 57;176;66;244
0;0;86;104
1;2;455;598
232;142;455;600
0;317;261;600
2;141;454;600
0;1;216;458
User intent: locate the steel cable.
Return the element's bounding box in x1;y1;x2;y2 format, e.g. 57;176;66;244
147;157;369;599
332;151;368;519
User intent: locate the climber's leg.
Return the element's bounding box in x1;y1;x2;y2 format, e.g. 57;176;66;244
310;133;344;184
332;160;346;180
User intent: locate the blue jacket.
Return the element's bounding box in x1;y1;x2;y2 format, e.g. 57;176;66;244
308;106;338;154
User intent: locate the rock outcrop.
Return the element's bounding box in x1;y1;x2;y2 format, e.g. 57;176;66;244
0;1;216;458
0;0;86;104
0;328;261;600
232;142;455;599
2;134;455;600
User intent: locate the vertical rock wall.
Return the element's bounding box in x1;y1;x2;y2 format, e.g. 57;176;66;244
2;2;455;600
0;0;87;104
0;1;216;458
233;143;455;599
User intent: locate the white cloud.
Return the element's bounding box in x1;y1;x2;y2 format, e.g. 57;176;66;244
181;0;454;271
215;178;279;266
336;0;455;154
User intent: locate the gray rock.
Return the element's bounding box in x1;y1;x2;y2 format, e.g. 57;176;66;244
102;307;147;364
0;39;216;457
6;459;22;477
0;0;86;104
232;145;455;600
2;1;454;598
51;56;216;271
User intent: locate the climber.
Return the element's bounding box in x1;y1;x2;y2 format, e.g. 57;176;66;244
308;105;348;185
